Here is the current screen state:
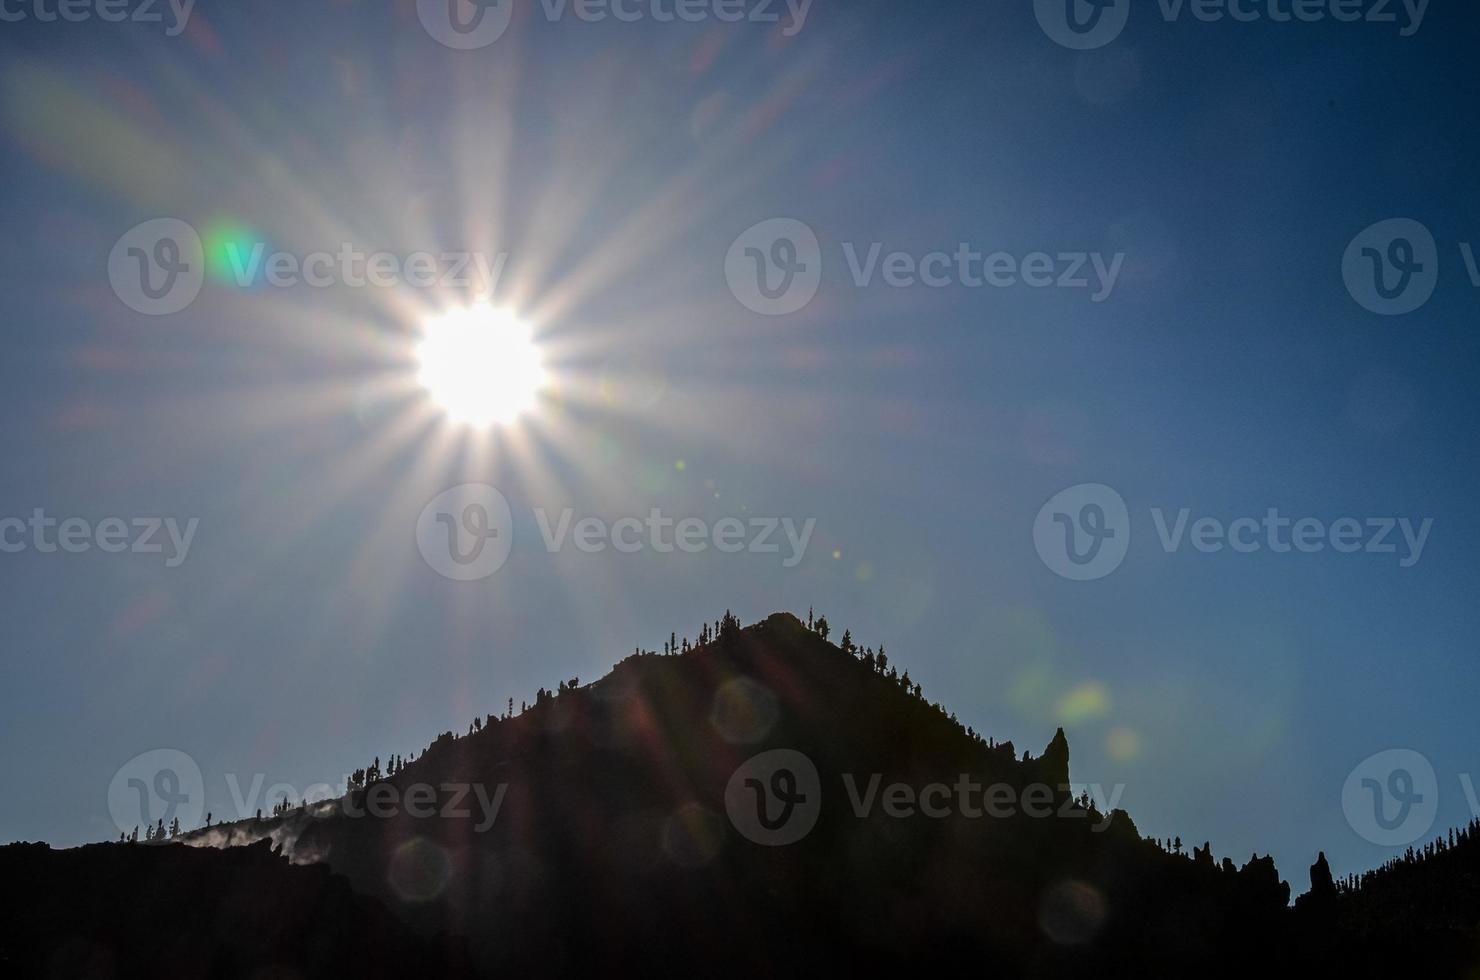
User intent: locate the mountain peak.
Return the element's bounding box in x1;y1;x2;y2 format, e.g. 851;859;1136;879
1040;726;1071;787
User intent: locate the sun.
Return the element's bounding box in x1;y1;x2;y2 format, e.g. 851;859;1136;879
416;304;547;428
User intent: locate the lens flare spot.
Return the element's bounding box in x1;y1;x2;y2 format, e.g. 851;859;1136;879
387;837;453;904
709;677;779;745
1106;726;1141;763
1056;682;1111;725
202;219;264;285
1039;879;1107;946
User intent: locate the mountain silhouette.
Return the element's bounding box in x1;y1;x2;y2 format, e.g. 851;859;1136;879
3;611;1477;977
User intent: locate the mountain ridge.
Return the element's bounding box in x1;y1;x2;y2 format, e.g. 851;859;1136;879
175;610;1297;975
8;611;1478;977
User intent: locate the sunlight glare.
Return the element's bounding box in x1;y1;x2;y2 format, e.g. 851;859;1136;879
416;304;546;428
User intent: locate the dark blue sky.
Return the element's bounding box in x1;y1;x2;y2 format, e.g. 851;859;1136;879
1;0;1478;885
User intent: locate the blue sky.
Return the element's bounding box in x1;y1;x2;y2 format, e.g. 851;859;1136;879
1;0;1478;886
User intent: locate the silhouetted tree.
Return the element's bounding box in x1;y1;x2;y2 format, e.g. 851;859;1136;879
719;610;741;644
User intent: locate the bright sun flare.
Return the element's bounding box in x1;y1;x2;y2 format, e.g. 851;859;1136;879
416;304;547;428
